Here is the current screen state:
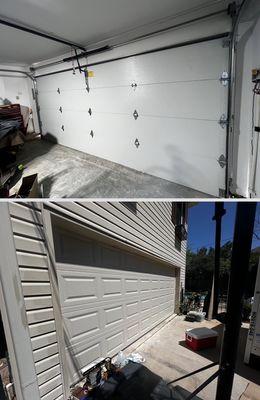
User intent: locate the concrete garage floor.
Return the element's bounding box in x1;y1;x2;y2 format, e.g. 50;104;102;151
13;139;211;198
126;316;260;400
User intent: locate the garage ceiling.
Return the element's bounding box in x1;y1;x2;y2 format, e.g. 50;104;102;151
0;0;230;65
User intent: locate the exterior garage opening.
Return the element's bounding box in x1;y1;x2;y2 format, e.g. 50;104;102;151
0;0;260;198
51;215;179;388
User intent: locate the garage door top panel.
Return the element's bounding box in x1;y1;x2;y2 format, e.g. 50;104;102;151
54;229;175;278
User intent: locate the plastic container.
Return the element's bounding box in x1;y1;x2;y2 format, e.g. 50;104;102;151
185;327;218;351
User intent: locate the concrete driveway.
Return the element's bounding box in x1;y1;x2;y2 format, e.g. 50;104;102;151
127;316;260;400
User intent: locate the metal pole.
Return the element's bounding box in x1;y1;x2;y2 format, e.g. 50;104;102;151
0;16;85;51
185;370;220;400
215;202;256;400
213;202;226;317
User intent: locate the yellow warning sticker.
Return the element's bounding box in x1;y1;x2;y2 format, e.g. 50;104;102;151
87;71;94;78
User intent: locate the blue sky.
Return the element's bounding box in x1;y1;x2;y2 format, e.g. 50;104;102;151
187;202;260;252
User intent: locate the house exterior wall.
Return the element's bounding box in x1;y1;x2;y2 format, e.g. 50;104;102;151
0;201;187;400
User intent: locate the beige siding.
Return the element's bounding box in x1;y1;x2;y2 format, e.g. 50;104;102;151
9;202;63;400
8;200;186;400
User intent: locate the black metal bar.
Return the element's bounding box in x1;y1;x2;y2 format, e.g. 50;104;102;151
0;17;85;51
167;362;218;385
62;45;111;63
215;202;256;400
212;202;226;318
35;32;230;79
185;370;220;400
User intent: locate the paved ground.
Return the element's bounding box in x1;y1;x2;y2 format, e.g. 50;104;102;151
127;316;260;400
12;138;210;198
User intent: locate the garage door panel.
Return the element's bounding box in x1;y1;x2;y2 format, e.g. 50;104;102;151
60;91;90;111
54;231;176;380
65;311;100;340
90;58;137;89
135;81;227;121
135;40;228;84
89;87;134;114
38;38;228;195
86;113;226;195
40;109;63;138
38;91;61;110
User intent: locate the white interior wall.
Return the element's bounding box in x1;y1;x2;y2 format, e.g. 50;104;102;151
0;64;40;133
232;0;260;197
0;64;32;106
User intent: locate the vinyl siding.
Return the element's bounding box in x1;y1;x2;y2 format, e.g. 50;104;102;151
8;200;186;400
8;202;63;400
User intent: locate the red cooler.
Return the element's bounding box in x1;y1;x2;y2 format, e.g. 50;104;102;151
185;327;218;351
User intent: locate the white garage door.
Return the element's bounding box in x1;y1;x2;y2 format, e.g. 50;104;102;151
53;228;176;383
37;37;228;196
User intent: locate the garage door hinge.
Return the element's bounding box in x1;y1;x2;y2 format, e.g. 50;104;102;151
218;154;227;168
90;130;94;138
131;83;138;90
88;108;92;116
134;138;140;148
59;106;62;113
218;114;229;129
220;71;230;86
61;125;65;131
133;110;139;120
57;88;60;94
